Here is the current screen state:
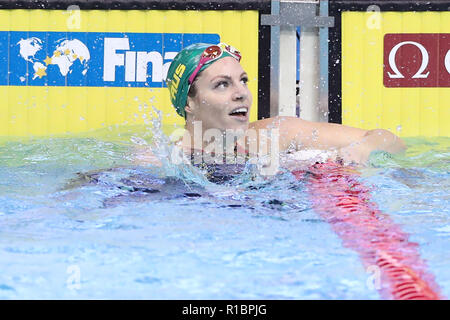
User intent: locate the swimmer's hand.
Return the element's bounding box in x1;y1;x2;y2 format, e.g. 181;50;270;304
132;145;162;166
337;129;406;165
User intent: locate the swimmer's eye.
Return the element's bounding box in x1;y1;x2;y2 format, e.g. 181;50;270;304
241;76;249;85
214;80;229;89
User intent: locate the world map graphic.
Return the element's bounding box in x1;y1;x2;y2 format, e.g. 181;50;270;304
17;37;90;81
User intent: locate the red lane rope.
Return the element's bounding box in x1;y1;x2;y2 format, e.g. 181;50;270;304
292;161;442;300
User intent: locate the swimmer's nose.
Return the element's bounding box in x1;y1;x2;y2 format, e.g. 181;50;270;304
232;92;244;101
232;83;248;101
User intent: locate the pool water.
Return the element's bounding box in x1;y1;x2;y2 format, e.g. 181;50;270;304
0;131;448;299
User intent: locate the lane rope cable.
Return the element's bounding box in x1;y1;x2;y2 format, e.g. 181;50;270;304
292;161;442;300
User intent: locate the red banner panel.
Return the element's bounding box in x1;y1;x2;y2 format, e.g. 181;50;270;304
384;33;450;87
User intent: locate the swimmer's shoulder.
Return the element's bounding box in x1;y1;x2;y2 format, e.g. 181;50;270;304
248;116;309;150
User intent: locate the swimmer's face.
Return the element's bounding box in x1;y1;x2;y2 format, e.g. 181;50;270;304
185;57;252;132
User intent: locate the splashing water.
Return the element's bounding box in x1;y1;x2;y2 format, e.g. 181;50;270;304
0;113;448;299
140;107;213;187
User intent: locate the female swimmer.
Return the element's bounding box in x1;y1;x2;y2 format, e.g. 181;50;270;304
142;42;406;167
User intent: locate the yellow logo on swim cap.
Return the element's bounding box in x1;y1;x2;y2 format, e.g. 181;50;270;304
169;63;186;100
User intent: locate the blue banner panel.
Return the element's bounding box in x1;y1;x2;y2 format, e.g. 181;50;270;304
1;31;220;87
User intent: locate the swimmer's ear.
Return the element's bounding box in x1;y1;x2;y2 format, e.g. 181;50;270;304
184;105;193;116
185;97;195;115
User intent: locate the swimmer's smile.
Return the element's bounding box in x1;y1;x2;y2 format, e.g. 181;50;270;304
228;106;249;122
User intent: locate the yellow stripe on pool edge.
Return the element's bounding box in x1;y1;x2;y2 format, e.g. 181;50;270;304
0;9;259;137
342;11;450;137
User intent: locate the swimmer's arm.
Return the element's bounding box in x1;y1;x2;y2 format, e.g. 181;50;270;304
355;128;407;154
282;116;406;163
252;116;371;150
253;116;406;163
336;129;407;164
294;119;406;152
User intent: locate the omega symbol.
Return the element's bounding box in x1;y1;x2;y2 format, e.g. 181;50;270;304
387;41;430;79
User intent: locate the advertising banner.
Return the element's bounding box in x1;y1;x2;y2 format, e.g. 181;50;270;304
341;11;449;137
0;9;259;137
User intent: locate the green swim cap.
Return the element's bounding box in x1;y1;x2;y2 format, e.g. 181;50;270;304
166;43;241;118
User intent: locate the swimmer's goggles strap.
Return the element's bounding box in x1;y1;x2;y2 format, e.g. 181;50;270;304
188;43;242;84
